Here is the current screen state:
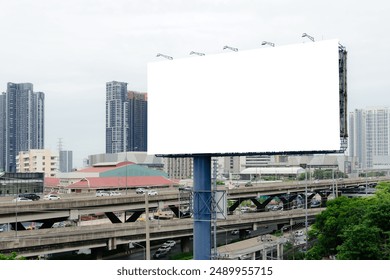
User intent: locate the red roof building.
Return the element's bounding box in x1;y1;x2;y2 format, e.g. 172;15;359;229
44;161;178;194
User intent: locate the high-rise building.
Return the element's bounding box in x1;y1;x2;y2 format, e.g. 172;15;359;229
349;107;390;170
105;81;147;154
126;91;147;152
59;150;73;172
57;138;73;173
0;83;44;172
106;81;128;154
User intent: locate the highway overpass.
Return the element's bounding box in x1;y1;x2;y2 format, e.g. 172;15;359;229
0;208;322;257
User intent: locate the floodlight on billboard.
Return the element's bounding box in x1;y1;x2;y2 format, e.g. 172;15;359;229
148;39;347;157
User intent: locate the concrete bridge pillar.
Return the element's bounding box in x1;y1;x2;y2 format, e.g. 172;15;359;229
181;236;191;253
277;242;283;260
91;248;104;260
262;248;267;260
108;238;117;250
318;192;329;207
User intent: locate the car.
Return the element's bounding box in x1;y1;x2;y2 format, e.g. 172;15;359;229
268;205;282;211
231;230;239;235
245;182;253;187
43;194;61;200
178;186;192;191
12;197;32;202
52;222;66;228
310;200;321;208
136;188;146;194
152;249;168;259
163;240;176;248
147;190;158;196
180;211;191;218
18;193;40;201
96;191;110;197
109;191;121;196
157;244;171;252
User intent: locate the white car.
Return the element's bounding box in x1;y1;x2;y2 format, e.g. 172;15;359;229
96;191;110;197
157;244;171;252
109;191;121;196
163;240;176;248
147;190;158;196
295;230;304;237
12;197;32;202
44;194;61;200
136;188;146;194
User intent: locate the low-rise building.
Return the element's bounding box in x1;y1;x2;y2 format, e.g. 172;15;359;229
45;161;178;194
16;149;59;177
0;172;44;196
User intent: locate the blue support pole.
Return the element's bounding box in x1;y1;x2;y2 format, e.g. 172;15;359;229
193;155;212;260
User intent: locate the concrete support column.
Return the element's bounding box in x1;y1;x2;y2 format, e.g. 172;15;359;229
280;242;284;260
181;236;191;253
108;237;117;250
91;248;104;260
193;156;211;260
277;243;282;260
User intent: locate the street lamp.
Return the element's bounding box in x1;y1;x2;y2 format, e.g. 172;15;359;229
223;45;238;52
299;164;308;252
190;51;205;56
304;168;308;252
261;41;275;47
302;33;315;42
144;192;151;260
129;241;146;260
156;53;173;60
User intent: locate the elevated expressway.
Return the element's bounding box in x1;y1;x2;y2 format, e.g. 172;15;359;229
0;208;323;257
0;177;380;227
0;177;385;257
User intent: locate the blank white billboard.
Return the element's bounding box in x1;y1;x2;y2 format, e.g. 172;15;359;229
148;39;340;156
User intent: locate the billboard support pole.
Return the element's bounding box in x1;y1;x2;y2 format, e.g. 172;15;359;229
193;155;212;260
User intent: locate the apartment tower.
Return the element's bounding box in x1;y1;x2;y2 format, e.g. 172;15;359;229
0;83;44;172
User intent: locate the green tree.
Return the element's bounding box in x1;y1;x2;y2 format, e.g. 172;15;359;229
336;224;383;260
0;252;25;260
307;181;390;260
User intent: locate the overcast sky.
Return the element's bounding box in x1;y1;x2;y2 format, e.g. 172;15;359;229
1;0;389;168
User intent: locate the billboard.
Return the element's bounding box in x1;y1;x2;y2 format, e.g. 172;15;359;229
148;39;343;156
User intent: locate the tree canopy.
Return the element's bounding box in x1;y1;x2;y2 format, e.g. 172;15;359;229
306;181;390;260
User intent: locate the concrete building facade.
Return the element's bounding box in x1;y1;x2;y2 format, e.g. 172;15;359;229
164;157;193;179
16;149;58;177
349;107;390;170
59;150;73;173
87;152;163;170
0;172;44;196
